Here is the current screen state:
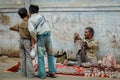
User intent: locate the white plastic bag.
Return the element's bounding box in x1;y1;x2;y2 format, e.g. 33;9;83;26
101;53;116;67
30;44;37;58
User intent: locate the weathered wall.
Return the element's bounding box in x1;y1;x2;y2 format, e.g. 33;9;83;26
0;0;25;56
41;12;120;62
0;0;120;62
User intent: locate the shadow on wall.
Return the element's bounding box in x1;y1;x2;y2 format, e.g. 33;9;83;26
0;49;19;58
54;50;120;64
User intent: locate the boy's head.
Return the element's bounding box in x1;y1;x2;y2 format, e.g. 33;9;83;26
29;4;39;14
18;8;28;19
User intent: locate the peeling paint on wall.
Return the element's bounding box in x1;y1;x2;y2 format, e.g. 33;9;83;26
0;13;10;25
12;0;22;4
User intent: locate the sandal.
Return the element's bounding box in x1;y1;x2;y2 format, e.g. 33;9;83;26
36;75;46;79
47;73;57;78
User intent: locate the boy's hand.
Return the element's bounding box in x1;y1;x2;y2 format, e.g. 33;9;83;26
31;43;35;48
31;38;36;48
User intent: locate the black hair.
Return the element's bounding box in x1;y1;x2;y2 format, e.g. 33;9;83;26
29;4;39;14
85;27;94;36
18;8;28;18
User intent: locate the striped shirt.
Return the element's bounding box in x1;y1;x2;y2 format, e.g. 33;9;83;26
28;13;50;40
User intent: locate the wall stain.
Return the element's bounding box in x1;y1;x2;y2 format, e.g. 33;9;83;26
0;13;10;25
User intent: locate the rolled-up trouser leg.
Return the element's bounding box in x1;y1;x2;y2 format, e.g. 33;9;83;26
76;53;82;66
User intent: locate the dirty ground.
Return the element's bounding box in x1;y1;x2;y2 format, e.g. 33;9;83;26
0;56;118;80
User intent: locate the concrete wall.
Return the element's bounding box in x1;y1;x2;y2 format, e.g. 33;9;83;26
0;0;120;62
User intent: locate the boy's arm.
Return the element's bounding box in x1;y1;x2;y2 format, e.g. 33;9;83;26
9;23;19;32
